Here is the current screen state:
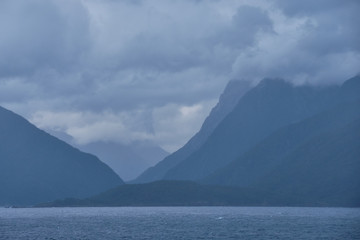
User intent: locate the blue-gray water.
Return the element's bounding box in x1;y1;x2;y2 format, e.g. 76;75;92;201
1;207;359;239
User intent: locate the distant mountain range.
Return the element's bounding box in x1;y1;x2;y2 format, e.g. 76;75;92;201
47;130;168;182
130;75;359;206
0;106;124;206
2;75;359;207
78;141;168;181
136;76;359;184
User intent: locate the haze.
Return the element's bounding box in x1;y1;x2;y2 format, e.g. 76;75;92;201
0;0;359;153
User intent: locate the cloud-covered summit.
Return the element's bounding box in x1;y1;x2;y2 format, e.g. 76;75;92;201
0;0;359;152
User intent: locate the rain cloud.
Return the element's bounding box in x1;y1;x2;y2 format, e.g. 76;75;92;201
0;0;359;152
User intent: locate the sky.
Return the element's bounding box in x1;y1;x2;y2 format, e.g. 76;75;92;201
0;0;359;152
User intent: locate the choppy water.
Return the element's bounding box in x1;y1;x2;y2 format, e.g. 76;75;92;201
0;207;359;239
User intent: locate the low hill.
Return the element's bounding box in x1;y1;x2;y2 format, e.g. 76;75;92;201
37;180;274;207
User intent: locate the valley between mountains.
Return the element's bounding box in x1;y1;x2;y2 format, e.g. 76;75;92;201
1;76;359;207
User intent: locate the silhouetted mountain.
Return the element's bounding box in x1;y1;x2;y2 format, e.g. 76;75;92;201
134;80;251;183
37;180;270;207
0;106;124;206
163;78;340;181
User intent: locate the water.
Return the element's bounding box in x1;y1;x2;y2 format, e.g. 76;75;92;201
1;207;359;239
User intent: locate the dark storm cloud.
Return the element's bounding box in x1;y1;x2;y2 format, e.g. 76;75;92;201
274;0;359;16
109;5;274;73
275;0;360;52
0;0;90;77
216;5;274;49
0;0;359;150
115;34;204;72
233;0;360;85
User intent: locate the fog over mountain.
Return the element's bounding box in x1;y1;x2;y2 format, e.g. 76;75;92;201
157;77;356;181
0;0;359;205
77;141;168;181
1;0;359;159
41;76;360;207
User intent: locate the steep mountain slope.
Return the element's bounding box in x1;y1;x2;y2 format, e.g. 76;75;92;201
47;130;168;181
163;78;339;181
134;80;251;183
0;106;124;206
203;99;360;187
40;114;360;208
35;76;360;208
254;118;360;206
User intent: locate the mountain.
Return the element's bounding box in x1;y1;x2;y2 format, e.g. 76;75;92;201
47;130;168;181
199;76;360;206
253;118;360;207
134;79;251;183
162;78;340;181
203;99;360;187
36;180;271;207
76;141;168;181
33;76;360;208
0;106;124;206
39;104;360;208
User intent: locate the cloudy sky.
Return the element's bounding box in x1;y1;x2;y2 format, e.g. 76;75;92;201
0;0;359;152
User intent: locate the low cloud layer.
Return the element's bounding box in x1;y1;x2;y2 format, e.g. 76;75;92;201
0;0;359;151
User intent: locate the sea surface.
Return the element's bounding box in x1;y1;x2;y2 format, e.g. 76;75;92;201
0;207;359;239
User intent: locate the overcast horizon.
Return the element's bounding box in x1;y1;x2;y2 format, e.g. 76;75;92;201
0;0;359;152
